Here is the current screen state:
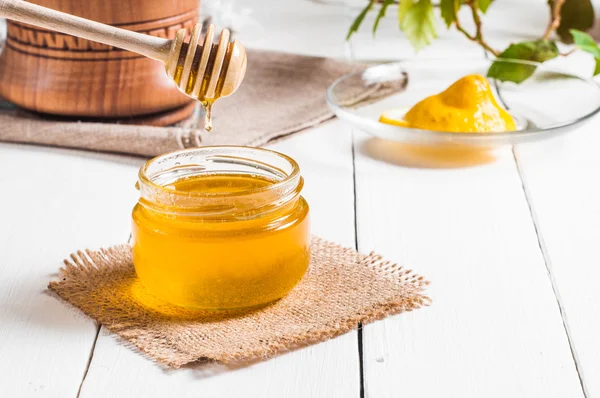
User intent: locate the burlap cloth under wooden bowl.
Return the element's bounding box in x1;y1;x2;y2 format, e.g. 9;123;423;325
0;49;406;157
49;237;429;368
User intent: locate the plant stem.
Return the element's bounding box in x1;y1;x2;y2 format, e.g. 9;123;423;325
454;0;500;56
560;48;577;57
542;0;565;40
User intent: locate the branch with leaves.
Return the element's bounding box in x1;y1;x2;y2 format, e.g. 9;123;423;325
347;0;600;83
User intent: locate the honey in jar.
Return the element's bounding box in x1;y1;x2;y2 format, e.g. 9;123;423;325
131;147;311;309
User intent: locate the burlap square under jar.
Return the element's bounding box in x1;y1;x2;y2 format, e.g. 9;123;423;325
49;237;429;368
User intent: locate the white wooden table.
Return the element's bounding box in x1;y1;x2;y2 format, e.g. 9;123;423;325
2;0;599;396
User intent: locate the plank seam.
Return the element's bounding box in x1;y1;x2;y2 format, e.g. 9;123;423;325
491;67;588;395
77;233;132;397
512;147;589;398
346;13;364;398
352;129;366;398
76;324;101;398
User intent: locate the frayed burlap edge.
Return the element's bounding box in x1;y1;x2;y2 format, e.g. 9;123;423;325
48;237;430;368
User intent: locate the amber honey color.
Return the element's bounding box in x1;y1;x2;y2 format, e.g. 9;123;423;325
132;165;310;310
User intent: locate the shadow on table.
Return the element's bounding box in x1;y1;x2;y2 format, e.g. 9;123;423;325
3;272;97;333
359;137;497;169
2;141;147;165
178;339;325;379
15;267;338;379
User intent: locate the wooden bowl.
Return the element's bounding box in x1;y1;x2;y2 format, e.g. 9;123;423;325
0;0;198;118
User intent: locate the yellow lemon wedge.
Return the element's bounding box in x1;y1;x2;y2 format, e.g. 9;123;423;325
379;74;516;133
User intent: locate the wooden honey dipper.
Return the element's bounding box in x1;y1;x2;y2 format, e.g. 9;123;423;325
0;0;247;130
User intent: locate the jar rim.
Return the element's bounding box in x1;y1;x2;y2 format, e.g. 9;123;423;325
139;145;301;199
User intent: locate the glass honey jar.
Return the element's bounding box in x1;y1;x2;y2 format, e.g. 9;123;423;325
132;146;311;309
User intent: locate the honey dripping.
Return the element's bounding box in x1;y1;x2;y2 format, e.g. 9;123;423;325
201;100;213;132
176;38;235;133
199;68;226;132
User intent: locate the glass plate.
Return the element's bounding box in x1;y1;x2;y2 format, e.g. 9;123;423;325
326;58;600;146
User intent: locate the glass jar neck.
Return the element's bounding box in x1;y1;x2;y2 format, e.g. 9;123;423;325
137;146;303;220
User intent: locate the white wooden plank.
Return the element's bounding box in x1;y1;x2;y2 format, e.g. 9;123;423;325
0;144;142;397
350;2;590;394
502;50;600;396
353;132;583;397
513;105;600;398
79;123;361;398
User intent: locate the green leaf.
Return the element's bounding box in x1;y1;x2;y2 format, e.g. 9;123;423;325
346;0;375;40
373;0;396;36
398;0;413;26
478;0;492;13
487;40;560;83
570;29;600;58
400;0;437;51
440;0;459;28
570;29;600;75
594;58;600;75
555;0;594;43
